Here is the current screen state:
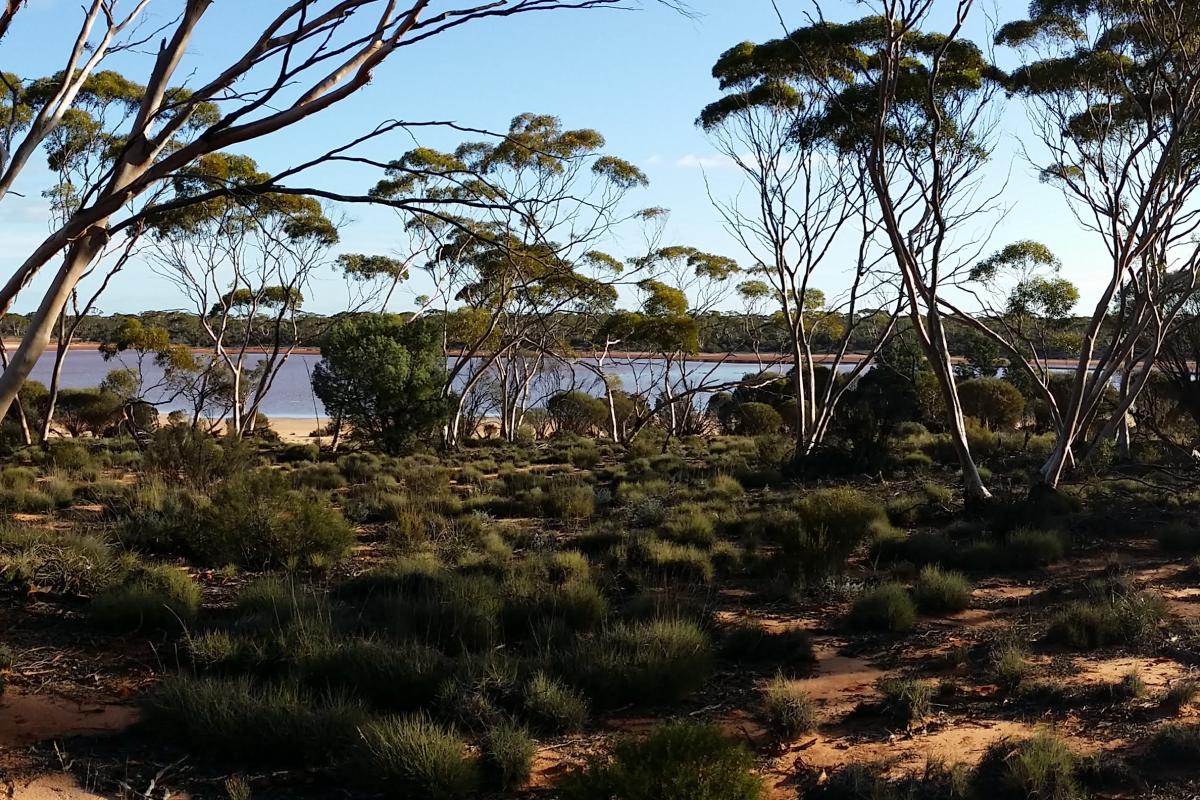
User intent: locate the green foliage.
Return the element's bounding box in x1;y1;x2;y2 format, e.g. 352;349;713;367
570;618;714;708
142;676;366;765
719;623;815;671
958;378;1025;430
299;640;444;713
876;677;933;724
548;391;610;436
312;315;452;454
760;676;818;738
0;526;122;595
524;672;588;734
1152;724;1200;764
357;715;481;800
849;583;917;633
911;566;972;615
144;424;256;488
1047;592;1166;650
559;721;765;800
482;722;536;791
92;565;201;632
973;732;1081;800
546;482;596;520
734;402;782;436
992;643;1030;690
662;504;716;547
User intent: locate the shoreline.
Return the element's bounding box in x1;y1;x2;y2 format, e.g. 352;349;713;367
3;340;1106;367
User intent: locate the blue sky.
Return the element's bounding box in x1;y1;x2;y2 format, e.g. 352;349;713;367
1;0;1102;317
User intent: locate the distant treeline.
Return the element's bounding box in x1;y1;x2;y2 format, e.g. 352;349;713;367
0;310;1102;360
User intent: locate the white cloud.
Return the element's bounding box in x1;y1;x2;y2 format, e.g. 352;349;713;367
674;154;735;170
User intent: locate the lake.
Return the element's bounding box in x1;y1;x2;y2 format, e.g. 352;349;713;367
25;349;783;419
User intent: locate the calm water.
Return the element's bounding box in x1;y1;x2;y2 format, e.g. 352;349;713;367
27;349;779;419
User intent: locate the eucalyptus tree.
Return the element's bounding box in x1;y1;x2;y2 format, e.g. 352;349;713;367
703;6;1006;500
145;153;340;437
699;40;902;458
995;1;1200;486
0;0;682;428
369;113;650;446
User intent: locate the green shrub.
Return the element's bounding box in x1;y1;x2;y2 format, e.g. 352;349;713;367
1152;723;1200;764
992;644;1029;690
524;672;588;734
92;565;201;632
1003;529;1068;569
278;443;319;463
571;618;714;708
145;425;256;488
876;677;933;724
1047;592;1165;650
707;474;744;500
911;566;972;615
848;584;917;633
973;731;1081;800
760;675;818;738
142;676;365;764
291;463;348;491
558;721;764;800
1161;678;1199;713
0;527;121;595
719;623;815;671
958;378;1025;430
734;402;782;436
482;722;536;791
200;471;355;569
633;537;714;584
357;715;481;800
546;483;596;520
299;640;444;712
765;489;888;584
662;504;716;547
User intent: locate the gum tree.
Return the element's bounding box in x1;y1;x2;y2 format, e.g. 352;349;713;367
711;6;1007;501
997;1;1200;486
0;0;682;426
699;32;901;460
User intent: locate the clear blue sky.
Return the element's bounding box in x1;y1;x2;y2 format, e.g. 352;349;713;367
1;0;1102;317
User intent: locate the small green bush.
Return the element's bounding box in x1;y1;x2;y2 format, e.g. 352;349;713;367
1003;529;1068;569
876;676;933;724
546;483;596;520
911;565;972;615
760;675;818;738
1161;678;1199;713
1047;592;1165;650
92;565;201;632
571;618;714;708
558;721;765;800
662;504;716;547
142;676;365;764
1152;723;1200;764
357;715;481;800
848;584;917;633
973;731;1081;800
719;623;815;671
992;644;1029;690
299;640;444;712
634;537;714;584
524;672;588;734
278;443;319;463
482;722;536;791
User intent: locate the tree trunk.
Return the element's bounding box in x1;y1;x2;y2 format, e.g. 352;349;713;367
0;233;106;425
